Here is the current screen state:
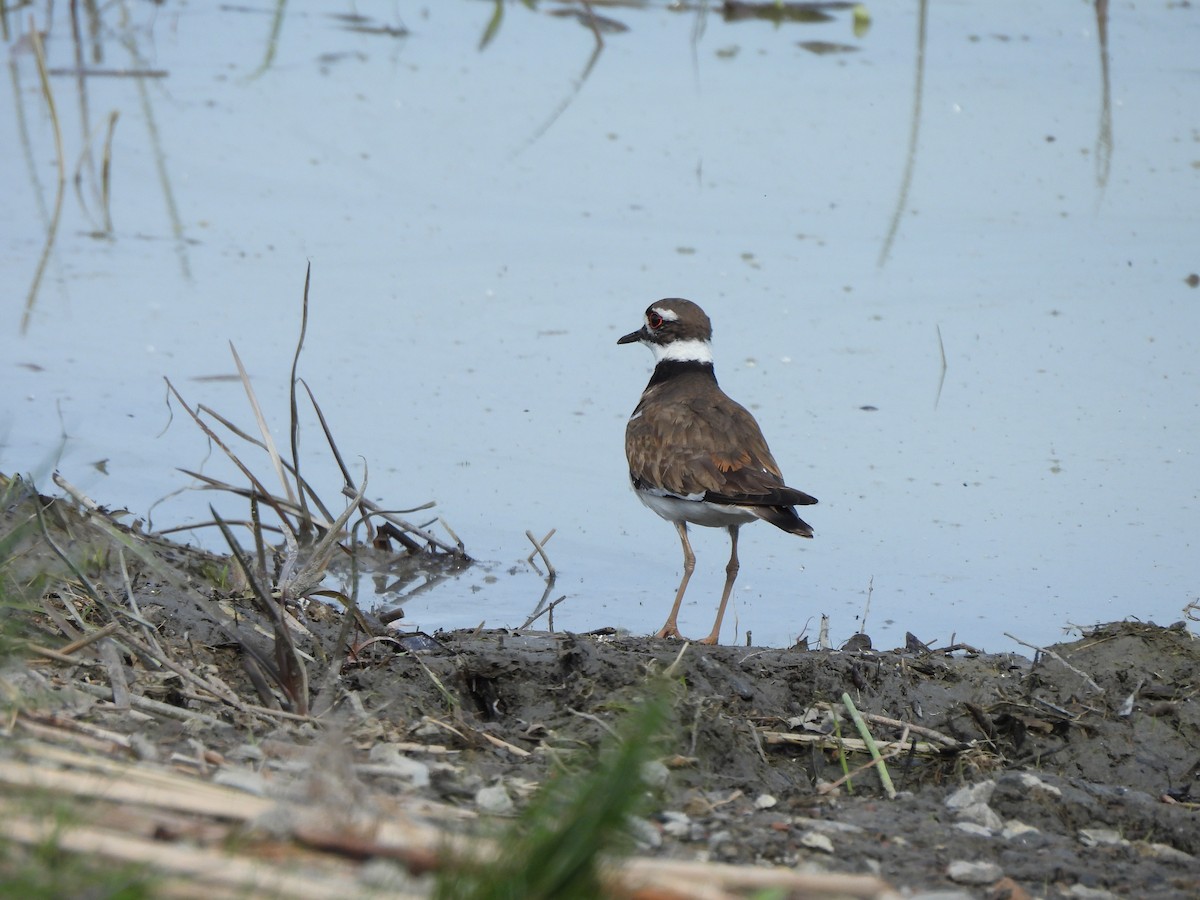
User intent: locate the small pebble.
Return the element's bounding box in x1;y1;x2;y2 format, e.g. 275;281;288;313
1140;842;1194;863
945;781;996;810
1078;828;1127;848
955;801;1003;832
628;816;661;850
946;859;1003;885
798;831;834;853
659;811;692;838
475;782;515;815
640;759;670;789
953;822;994;838
754;793;777;810
1002;820;1040;840
1009;772;1061;797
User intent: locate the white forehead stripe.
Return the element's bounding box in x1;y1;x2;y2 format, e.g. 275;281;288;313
650;306;680;322
651;338;713;364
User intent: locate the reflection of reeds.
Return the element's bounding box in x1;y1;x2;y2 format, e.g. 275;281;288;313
21;25;66;335
1092;0;1113;193
877;0;928;268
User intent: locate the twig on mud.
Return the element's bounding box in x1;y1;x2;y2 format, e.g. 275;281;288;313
818;734;909;796
759;730;944;757
1004;631;1104;694
56;621;121;657
99;640;131;709
568;707;620;740
112;626;246;711
664;642;690;679
842;693;896;799
747;719;769;767
116;547;169;660
26;643;88;665
71;681;228;730
851;710;969;751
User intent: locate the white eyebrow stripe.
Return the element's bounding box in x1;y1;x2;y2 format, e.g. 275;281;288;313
651;306;679;322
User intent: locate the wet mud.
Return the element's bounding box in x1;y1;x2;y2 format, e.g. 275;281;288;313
2;481;1197;897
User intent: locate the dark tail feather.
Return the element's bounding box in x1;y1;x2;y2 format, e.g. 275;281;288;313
755;505;814;538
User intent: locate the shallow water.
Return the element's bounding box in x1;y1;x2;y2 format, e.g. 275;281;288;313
2;1;1197;651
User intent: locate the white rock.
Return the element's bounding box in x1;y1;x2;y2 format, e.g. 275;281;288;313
955;802;1003;832
1061;886;1118;899
791;816;865;835
1078;828;1127;848
213;766;270;796
628;816;661;849
945;781;996;810
946;859;1003;885
1010;772;1061;797
953;822;994;838
475;782;515;815
387;756;432;788
1141;841;1195;863
640;760;670;789
1002;820;1040;840
659;811;692;838
798;831;834;854
754;793;778;810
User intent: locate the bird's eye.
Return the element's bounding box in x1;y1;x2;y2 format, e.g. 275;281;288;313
647;311;664;329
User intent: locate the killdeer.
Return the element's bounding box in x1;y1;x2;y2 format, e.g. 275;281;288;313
618;298;817;644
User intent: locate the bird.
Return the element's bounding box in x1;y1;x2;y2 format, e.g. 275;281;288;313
618;298;817;645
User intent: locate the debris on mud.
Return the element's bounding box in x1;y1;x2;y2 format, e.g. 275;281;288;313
1;477;1197;898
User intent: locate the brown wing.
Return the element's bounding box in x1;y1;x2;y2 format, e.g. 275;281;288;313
626;381;816;508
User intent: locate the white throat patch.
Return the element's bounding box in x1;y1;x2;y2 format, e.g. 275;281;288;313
650;338;714;364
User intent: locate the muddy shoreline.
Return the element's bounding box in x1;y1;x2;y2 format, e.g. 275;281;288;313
2;479;1197;897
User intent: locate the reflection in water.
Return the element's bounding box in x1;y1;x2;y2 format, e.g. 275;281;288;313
1092;0;1113;192
66;1;115;239
13;8;192;328
20;27;65;335
119;27;192;281
245;0;289;81
877;0;928;268
511;6;613;155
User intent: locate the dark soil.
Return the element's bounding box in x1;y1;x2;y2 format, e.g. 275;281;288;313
2;478;1198;898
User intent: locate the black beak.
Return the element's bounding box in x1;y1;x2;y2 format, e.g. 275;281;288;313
617;328;644;345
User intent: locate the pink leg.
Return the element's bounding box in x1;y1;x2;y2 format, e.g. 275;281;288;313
654;521;695;640
699;525;740;645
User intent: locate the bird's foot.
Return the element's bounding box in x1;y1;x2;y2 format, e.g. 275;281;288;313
653;622;689;641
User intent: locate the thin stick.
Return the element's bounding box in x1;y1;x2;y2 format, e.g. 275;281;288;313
818;744;907;795
525;528;556;565
56;621;121;656
1003;632;1103;693
854;711;967;751
860;575;874;634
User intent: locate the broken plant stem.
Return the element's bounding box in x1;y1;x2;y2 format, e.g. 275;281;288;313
524;528;556;579
842;693;896;799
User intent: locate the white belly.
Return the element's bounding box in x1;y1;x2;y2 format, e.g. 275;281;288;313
636;489;757;528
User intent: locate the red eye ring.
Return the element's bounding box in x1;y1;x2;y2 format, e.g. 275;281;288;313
647;311;664;329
